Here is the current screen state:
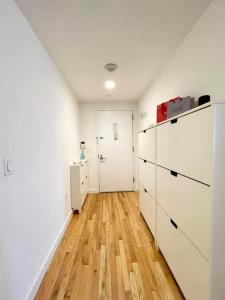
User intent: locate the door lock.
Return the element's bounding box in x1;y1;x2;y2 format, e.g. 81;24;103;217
99;155;106;162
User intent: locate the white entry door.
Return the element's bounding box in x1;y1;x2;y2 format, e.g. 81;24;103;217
97;110;134;192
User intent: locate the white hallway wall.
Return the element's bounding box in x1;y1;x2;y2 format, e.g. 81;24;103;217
139;0;225;129
138;0;225;298
79;101;138;193
0;1;80;299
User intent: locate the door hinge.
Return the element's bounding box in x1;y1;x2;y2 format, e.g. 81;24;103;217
133;177;135;183
132;114;134;121
132;146;134;152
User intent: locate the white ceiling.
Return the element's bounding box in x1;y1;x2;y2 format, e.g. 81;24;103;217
15;0;211;102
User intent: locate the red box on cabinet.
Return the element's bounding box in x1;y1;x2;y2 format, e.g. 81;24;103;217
156;97;181;123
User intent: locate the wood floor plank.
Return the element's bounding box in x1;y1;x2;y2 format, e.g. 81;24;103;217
49;251;75;300
132;263;145;300
153;262;176;300
119;240;131;291
152;291;161;300
99;245;107;299
35;192;184;300
116;255;126;300
130;272;140;300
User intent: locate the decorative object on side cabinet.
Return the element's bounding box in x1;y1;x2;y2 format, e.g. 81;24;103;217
80;150;85;160
80;141;86;160
80;141;86;149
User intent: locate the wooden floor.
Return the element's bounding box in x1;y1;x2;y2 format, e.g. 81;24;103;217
35;192;184;300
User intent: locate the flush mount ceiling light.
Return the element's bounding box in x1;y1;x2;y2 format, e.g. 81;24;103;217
105;63;118;72
104;80;116;90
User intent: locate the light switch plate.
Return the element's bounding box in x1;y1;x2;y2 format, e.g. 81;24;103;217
0;160;3;180
3;159;13;176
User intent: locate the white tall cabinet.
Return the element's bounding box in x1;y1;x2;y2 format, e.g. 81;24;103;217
138;103;225;300
70;160;88;212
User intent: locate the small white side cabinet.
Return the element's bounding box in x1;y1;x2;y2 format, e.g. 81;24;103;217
70;160;88;212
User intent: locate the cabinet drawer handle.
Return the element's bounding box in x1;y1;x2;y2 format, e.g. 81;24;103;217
171;118;178;124
170;219;178;229
170;170;178;177
144;188;148;193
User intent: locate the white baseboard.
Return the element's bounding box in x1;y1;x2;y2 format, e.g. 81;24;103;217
88;188;99;194
25;211;73;300
88;189;139;193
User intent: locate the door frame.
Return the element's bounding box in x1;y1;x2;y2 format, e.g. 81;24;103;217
96;109;135;193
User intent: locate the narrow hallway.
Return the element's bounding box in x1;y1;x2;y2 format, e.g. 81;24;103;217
36;192;184;299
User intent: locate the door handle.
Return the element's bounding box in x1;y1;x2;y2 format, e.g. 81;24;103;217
99;155;106;162
170;219;178;229
171;118;178;124
170;170;178;177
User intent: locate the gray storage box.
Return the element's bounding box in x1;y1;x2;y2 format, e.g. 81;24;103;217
167;96;194;119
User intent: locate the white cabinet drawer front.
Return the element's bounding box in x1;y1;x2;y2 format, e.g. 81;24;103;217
139;159;156;199
84;177;88;195
139;184;156;237
157;166;211;260
80;180;85;196
84;162;88;177
80;162;88;183
157;206;210;300
157;106;212;185
80;180;87;207
138;128;156;163
80;164;85;183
